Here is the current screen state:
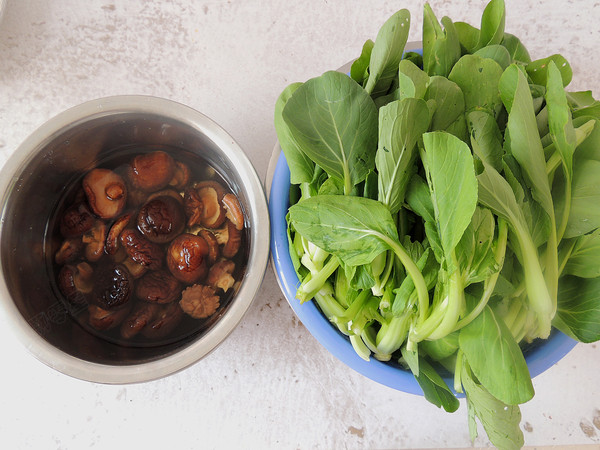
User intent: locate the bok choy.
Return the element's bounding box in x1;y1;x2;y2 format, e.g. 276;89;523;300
274;0;600;448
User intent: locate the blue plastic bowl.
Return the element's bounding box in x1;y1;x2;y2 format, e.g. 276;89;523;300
269;150;577;395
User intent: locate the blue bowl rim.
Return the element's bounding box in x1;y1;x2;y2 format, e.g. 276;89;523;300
269;148;578;395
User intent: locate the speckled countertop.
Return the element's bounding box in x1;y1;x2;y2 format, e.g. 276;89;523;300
1;1;599;448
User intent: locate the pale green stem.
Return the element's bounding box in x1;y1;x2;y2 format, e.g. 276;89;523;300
453;218;509;331
380;235;430;322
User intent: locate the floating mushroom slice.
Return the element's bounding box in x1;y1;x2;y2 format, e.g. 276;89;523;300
127;150;176;192
60;202;95;237
55;237;83;265
199;229;220;264
142;302;184;339
121;256;148;278
82;168;127;219
222;220;242;258
120;301;160;339
168;160;191;190
91;263;134;310
196;181;226;228
135;270;181;304
82;220;107;262
166;233;209;284
183;187;204;227
88;304;131;331
57;262;93;305
179;284;220;319
210;223;229;246
137;195;185;244
222;193;244;231
120;228;164;270
105;213;132;255
207;260;236;292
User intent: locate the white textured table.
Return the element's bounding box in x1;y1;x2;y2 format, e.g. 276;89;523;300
1;1;599;448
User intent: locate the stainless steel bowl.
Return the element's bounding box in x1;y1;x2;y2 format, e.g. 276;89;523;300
0;95;269;383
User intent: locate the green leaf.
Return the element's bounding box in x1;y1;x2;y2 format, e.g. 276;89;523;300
546;60;576;239
282;71;378;194
454;21;480;54
424;76;465;132
547;62;576;175
476;0;505;50
406;174;435;223
467;110;503;171
350;39;374;85
499;64;554;221
398;59;430;100
474;44;511;70
461;362;524;450
477;162;554;338
365;10;411;96
288;195;399;267
423;4;462;77
562;159;600;237
419;332;459;361
477;163;527;232
568;91;600;120
456;207;498;284
318;177;344;196
422;131;478;257
555;275;600;343
563;229;600;278
392;248;430;316
403;51;423;68
274;82;315;184
527;54;573;87
449;54;504;117
501;33;531;64
376;98;430;214
459;306;534;404
402;348;460;413
571;117;599;161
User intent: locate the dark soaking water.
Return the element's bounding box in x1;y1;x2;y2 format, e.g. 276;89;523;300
47;145;249;349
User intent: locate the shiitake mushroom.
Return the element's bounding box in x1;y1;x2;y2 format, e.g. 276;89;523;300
54;148;247;343
90;263;134;310
119;228;164;270
137;195;185;244
135;270;181;304
127;151;176;193
166;233;209;284
82;168;127;219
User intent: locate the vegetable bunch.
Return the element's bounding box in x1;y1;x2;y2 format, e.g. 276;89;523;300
274;0;600;448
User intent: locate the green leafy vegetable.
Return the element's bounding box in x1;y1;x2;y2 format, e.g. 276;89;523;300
274;82;314;184
423;4;461;77
462;361;524;450
275;1;600;447
376;98;430;214
555;275;600;343
282;71;378;194
459;306;534;405
364;10;411;97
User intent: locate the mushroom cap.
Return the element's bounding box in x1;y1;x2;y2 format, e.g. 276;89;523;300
222;193;245;231
137;195;185;244
60;202;95;237
119;228;164;270
127;150;176;192
82;168;128;219
135;270;181;304
166;233;209;284
91;263;134;310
